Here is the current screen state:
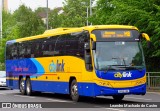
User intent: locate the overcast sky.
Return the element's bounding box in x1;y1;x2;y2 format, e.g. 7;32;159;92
8;0;64;12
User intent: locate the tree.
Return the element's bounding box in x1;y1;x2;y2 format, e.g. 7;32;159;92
60;0;94;27
49;7;63;29
13;5;45;37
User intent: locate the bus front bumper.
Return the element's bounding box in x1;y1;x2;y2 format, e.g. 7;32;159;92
93;83;146;96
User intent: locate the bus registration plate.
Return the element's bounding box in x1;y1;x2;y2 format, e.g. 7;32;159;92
118;89;129;93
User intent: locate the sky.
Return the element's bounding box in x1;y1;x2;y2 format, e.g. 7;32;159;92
8;0;64;12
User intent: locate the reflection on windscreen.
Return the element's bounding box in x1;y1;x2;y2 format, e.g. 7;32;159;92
94;42;145;70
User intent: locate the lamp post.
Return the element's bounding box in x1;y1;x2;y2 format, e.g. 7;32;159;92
90;0;92;25
86;7;88;26
0;0;2;42
46;0;49;30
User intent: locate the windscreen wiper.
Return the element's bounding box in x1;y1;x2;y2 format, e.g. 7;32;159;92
102;65;120;73
112;57;126;67
124;66;143;71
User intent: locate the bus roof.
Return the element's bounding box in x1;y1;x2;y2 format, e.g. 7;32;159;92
6;25;138;44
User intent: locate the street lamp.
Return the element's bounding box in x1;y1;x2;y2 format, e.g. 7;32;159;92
87;7;89;26
90;0;92;25
46;0;49;30
0;0;2;41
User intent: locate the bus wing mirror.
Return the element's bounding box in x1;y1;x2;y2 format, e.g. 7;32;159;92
84;42;90;50
142;33;151;48
142;33;150;41
85;55;92;64
92;41;96;50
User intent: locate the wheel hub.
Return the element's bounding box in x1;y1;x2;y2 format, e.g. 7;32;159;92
20;80;24;91
71;84;78;96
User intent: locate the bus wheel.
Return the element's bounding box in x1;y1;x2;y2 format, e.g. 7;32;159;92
113;95;124;101
70;79;79;102
26;78;32;96
19;78;26;95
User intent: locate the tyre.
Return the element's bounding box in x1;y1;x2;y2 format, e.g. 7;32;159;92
26;78;32;96
19;78;26;95
113;95;124;101
70;79;79;102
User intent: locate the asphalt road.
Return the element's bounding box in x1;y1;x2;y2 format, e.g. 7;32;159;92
0;87;160;111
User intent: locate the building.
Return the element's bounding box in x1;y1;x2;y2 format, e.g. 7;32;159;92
2;0;8;11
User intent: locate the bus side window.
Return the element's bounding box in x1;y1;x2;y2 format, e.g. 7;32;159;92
66;34;79;56
78;35;85;58
6;44;12;60
54;36;65;56
18;43;25;59
25;42;31;58
31;42;35;58
11;43;18;60
35;43;40;57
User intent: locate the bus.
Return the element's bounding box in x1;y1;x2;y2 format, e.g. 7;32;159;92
6;25;150;101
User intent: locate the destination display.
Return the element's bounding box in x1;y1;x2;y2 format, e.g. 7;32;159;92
92;29;140;41
101;31;132;38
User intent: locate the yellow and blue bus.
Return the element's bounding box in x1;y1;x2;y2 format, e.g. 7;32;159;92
6;25;150;101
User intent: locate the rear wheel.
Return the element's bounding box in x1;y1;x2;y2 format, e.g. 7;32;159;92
70;79;79;102
113;95;124;101
26;78;32;96
19;78;26;95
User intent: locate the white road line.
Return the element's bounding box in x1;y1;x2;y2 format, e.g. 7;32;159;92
14;95;35;98
94;105;126;111
125;96;152;101
0;93;6;95
105;108;126;111
46;99;72;103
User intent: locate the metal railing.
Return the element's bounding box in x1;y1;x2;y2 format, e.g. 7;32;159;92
146;72;160;89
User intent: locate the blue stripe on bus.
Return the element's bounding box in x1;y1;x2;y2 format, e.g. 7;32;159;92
30;58;45;78
7;80;146;97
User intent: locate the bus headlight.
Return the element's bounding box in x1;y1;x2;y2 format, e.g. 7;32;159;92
98;81;112;87
136;80;145;85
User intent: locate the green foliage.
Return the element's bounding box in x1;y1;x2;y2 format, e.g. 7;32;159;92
49;8;62;28
60;0;93;27
13;5;45;37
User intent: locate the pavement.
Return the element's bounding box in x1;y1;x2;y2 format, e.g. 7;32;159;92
0;87;160;111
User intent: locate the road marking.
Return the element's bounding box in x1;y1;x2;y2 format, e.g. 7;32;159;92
147;92;160;95
125;96;152;101
46;99;72;102
0;93;6;95
94;105;126;111
14;95;35;98
105;108;126;111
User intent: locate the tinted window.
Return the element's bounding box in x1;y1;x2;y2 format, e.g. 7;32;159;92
54;36;66;56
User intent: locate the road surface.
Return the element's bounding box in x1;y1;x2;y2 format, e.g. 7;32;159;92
0;87;160;111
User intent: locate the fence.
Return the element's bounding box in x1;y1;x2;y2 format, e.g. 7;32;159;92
146;72;160;89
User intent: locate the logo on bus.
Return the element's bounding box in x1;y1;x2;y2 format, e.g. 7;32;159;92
114;72;132;78
49;60;65;72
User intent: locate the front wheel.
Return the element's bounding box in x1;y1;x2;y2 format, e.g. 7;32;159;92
113;95;124;101
70;79;79;102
